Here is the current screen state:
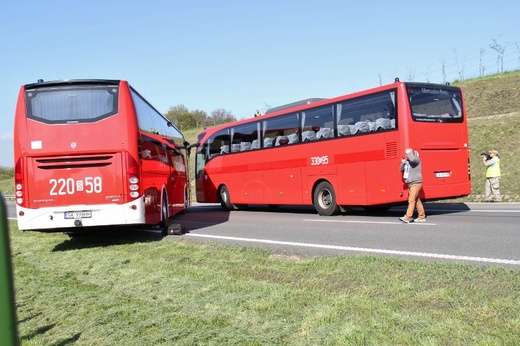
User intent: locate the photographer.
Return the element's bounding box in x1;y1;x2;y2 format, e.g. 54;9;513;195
399;148;426;223
482;150;501;202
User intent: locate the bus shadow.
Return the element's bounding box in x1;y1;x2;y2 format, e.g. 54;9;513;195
215;202;472;217
52;226;171;252
52;207;232;251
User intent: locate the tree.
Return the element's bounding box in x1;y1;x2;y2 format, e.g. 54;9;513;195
210;108;236;125
191;109;209;128
165;105;195;131
490;36;506;74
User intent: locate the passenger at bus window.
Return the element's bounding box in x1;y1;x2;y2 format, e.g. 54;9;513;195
399;148;426;223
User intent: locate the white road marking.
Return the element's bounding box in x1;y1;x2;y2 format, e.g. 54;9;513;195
303;219;436;225
185;233;520;266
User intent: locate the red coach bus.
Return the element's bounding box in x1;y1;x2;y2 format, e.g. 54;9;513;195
14;79;189;232
194;79;471;215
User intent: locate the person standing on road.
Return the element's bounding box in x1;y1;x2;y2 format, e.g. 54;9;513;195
399;148;426;223
483;150;501;202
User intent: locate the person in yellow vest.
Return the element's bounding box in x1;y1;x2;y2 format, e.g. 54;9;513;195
483;150;501;202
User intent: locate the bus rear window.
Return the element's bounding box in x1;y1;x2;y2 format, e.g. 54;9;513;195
408;86;463;123
25;85;119;124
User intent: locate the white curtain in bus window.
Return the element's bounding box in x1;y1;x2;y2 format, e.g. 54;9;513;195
336;91;397;135
28;87;116;122
301;105;333;141
262;113;300;147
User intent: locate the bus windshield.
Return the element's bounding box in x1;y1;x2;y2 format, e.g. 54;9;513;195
408;85;463;123
25;84;119;124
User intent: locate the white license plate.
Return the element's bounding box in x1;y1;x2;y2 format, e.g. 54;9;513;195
435;172;451;178
64;211;92;219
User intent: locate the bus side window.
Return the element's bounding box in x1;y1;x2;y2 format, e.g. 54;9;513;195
232;122;259;152
262;113;299;148
336;90;397;135
303;105;333;140
208;129;230;157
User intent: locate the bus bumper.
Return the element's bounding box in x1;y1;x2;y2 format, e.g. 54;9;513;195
15;198;147;231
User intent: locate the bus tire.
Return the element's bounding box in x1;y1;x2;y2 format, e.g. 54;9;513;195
160;191;169;234
219;185;234;211
313;181;340;216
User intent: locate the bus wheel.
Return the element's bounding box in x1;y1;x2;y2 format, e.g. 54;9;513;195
313;181;339;216
160;192;169;235
219;185;234;211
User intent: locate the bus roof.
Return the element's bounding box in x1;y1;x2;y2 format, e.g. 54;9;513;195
24;79;121;89
265;98;326;114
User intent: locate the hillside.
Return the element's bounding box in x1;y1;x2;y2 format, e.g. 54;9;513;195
454;70;520;201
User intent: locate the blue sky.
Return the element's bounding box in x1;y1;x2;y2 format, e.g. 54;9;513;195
1;0;519;167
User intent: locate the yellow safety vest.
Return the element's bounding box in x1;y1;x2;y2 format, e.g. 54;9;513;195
486;157;501;178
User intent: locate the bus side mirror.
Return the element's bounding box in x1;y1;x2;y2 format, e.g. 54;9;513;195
187;142;200;151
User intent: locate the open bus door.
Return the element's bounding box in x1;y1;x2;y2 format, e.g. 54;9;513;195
0;196;19;345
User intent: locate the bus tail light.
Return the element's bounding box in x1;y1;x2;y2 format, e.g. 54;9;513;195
14;158;25;207
125;153;141;200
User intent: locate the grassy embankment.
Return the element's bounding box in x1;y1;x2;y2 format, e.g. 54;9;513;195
9;222;520;345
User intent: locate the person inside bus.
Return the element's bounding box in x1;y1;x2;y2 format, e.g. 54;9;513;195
399;148;426;223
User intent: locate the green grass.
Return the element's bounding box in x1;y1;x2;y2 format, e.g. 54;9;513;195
9;221;520;345
0;178;14;196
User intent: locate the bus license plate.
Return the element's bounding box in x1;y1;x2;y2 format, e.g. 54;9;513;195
435;171;451;178
64;211;92;219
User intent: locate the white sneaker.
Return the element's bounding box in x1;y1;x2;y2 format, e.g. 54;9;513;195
399;217;413;223
414;218;426;222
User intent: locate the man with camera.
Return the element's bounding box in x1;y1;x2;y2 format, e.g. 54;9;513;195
399;148;426;223
482;150;501;202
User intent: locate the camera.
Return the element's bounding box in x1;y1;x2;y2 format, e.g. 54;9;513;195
481;152;491;160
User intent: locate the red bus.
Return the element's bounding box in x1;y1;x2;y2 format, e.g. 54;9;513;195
14;79;189;232
194;80;471;215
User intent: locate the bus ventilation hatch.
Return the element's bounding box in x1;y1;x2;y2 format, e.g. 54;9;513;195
385;142;398;158
35;155;114;170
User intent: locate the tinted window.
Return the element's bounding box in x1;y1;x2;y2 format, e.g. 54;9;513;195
231;122;261;152
337;90;396;136
131;89;184;146
25;85;118;124
208;129;231;158
262;113;300;147
408;86;463;123
302;105;334;141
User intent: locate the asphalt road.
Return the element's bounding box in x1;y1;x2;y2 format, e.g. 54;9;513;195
6;201;520;268
176;202;520;269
